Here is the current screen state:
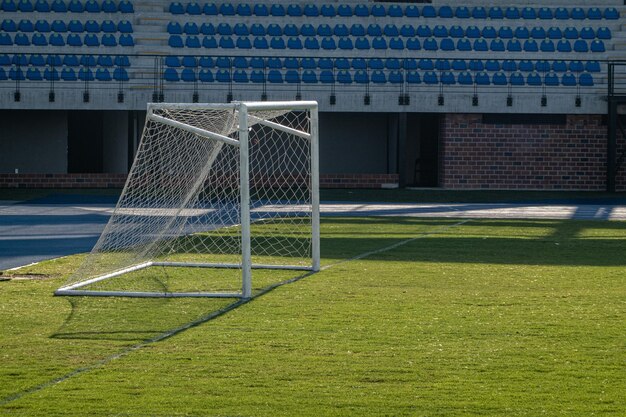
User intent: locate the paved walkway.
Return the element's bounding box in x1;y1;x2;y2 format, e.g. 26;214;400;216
2;198;626;270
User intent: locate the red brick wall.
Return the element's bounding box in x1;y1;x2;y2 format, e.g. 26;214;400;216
0;173;399;189
440;114;625;191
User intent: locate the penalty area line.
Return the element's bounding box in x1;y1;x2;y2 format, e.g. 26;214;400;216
0;218;470;407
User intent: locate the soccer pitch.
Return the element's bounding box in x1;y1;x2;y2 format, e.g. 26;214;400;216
1;217;625;416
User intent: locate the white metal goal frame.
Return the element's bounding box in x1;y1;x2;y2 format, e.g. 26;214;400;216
54;100;320;299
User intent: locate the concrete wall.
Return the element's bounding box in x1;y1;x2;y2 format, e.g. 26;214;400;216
0;110;67;174
319;112;390;174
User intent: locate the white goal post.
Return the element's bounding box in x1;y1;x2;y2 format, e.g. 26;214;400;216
55;101;320;299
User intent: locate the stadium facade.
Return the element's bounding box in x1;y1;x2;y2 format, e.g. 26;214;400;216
0;0;624;190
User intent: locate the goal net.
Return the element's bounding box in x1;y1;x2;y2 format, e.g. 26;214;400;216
55;101;319;298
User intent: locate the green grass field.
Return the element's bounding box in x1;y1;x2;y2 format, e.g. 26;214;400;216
1;217;625;416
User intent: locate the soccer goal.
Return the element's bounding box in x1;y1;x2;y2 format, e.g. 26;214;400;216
55;101;319;298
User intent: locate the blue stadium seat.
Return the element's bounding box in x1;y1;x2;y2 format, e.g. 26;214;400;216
97;55;113;67
0;54;10;66
510;72;525;86
563;27;578;40
568;61;584;72
101;20;116;33
490;39;505;52
465;26;480;39
282;57;297;69
350;24;365;37
181;68;196;82
103;34;119;47
164;68;179;82
202;36;217;48
449;25;464;38
402;59;417;70
502;60;516;72
118;0;132;12
389;71;403;84
399;24;415;37
249;24;264;36
68;0;83;12
574;40;588;53
232;23;248;36
233;3;249;15
435;59;450;71
535;61;550;72
455;6;469;18
406;71;421;84
304;37;319;49
571;7;585;20
60;68;76;81
337;38;352;50
101;0;116;13
302;70;317;84
48;33;65;46
35;20;50;33
489;7;504;19
540;40;555;52
524;40;538;52
388;4;402;17
406;38;421;50
475;72;490;85
561;72;576;86
186;2;201;14
337;70;351;84
9;67;25;81
300;24;315;37
371;70;385;84
51;0;66;12
118;20;133;34
66;33;82;46
29;54;45;66
198;57;213;68
217;36;233;49
491;71;509;86
348;58;365;70
389;38;403;50
587;8;602;20
18;19;34;32
590;40;605;53
316;24;331;37
44;68;59;81
318;37;334;50
367;24;382;37
368;58;383;70
284;24;298;37
182;56;197;68
85;33;100;47
68;20;84;33
383;24;398;37
416;25;432;38
353;70;367;84
499;26;513;39
418;59;434;70
538;8;553;19
556;40;571;52
84;20;100;33
199;69;213;82
26;67;42;81
0;68;7;81
297;57;313;69
507;39;522;52
482;26;497;39
473;39;488;51
270;37;285;49
458;71;472;85
168;35;183;48
433;25;447;38
1;19;16;32
283;69;299;83
422;38;438;51
405;5;419;17
450;59;466;71
32;33;48;45
252;36;267;49
579;73;593;86
166;22;181;35
320;4;335;17
422;5;436;18
596;27;611;40
505;7;520;19
423;71;438;85
485;60;500;71
544;72;559;86
512;27;529;39
270;4;285;16
441;72;455;85
555;8;569;20
218;23;232;36
12;54;27;66
165;56;180;67
352;3;367;17
78;68;94;81
220;3;234;16
472;6;487;19
440;38;454;51
34;0;49;12
215;56;230;68
84;0;99;12
384;58;400;70
287;4;302;16
521;7;536;19
531;27;546;39
288;37;303;49
267;69;282;83
439;5;453;18
371;4;385;17
203;3;217;15
303;4;318;17
604;8;619;19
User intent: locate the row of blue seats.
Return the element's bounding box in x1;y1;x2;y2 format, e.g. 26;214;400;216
1;53;130;66
0;0;132;13
0;66;128;81
168;35;607;53
167;22;612;41
2;19;133;33
169;3;620;20
161;67;595;87
162;56;602;74
0;32;134;46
